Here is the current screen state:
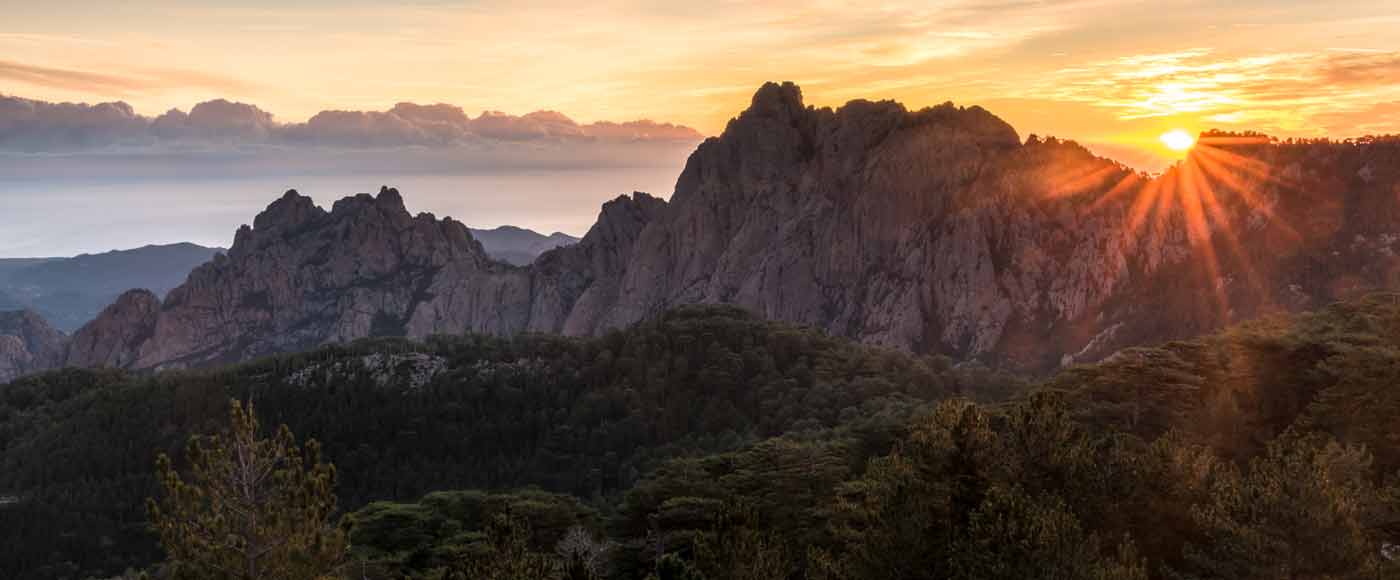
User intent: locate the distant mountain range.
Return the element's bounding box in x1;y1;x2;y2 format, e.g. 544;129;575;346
0;244;223;332
6;81;1400;382
468;227;580;266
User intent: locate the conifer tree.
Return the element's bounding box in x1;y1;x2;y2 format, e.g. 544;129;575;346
1174;433;1400;579
147;399;345;580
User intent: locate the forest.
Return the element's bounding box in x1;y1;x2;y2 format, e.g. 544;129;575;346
1;299;1399;579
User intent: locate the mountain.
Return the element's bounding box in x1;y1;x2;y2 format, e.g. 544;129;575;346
0;260;55;311
46;82;1400;375
0;243;222;332
0;289;23;312
0;259;56;281
66;190;528;369
60;186;666;370
0;310;64;383
469;226;580;265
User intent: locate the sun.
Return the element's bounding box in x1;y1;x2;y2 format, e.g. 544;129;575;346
1160;129;1195;152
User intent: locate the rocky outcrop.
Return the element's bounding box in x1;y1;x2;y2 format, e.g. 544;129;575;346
49;82;1400;376
113;187;534;369
0;310;65;382
64;289;160;369
54;185;671;373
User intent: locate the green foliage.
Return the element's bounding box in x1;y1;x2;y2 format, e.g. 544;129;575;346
345;489;596;578
816;396;1148;580
645;554;705;580
1052;293;1400;464
614;435;860;576
446;514;560;580
690;508;796;580
9;297;1400;579
146;399;346;580
0;306;968;578
1172;433;1400;579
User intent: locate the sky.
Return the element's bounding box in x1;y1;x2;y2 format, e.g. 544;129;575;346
4;0;1400;256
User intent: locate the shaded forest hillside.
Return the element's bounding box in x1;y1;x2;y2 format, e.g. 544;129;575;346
5;296;1400;578
0;306;1017;578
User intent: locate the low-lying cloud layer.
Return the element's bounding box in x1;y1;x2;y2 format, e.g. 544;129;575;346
0;94;703;153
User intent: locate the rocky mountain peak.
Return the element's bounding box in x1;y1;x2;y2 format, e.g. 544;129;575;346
235;189;328;257
69;186;519;370
586;192;667;243
746;81;807;123
330;185;408;217
23;83;1400;381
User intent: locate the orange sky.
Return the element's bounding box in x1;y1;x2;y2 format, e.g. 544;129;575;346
5;0;1400;171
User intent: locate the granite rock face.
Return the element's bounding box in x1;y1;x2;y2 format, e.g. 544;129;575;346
107;187;531;369
58;185;670;372
49;82;1400;376
64;289;160;369
0;310;65;383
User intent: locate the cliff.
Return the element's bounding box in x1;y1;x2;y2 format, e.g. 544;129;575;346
0;310;65;382
49;83;1400;375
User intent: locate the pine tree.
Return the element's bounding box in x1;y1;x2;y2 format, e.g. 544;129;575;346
646;553;705;580
1173;432;1400;579
448;513;559;580
146;399;346;580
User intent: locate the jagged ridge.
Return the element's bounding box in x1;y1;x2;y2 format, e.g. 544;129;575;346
31;81;1400;375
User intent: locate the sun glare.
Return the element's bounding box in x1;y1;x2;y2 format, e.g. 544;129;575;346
1160;129;1195;152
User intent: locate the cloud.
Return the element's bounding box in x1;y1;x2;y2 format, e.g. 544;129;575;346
1031;49;1400;135
0;95;148;151
153;99;278;141
0;60;148;95
288;109;447;147
580;119;703;141
0;59;257;98
1321;52;1400;86
469;109;584;141
1315;101;1400;136
0;93;704;153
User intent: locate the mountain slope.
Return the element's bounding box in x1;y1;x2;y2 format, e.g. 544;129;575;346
57;82;1400;374
0;311;64;383
0;243;222;332
469;226;579;265
0;259;56;281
